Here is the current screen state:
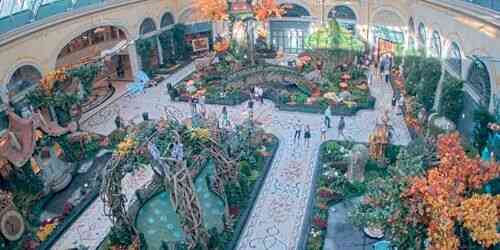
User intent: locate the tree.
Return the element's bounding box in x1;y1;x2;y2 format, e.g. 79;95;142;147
194;0;228;21
406;133;500;250
350;150;427;249
459;194;500;248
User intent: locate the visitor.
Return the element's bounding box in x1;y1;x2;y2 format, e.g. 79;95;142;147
324;106;332;128
220;106;230;129
338;116;346;138
294;119;302;143
397;95;405;115
304;125;312;148
248;98;254;121
171;139;184;161
321;122;327;141
199;94;206;118
256;86;264;104
114;114;123;129
391;93;398;107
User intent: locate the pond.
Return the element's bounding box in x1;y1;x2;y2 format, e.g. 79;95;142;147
136;163;225;249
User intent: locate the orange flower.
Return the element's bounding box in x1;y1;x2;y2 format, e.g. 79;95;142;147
194;0;228;21
406;133;500;249
253;0;288;21
214;38;230;53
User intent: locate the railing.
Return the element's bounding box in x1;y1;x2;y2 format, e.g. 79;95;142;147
0;0;142;45
459;0;500;12
0;0;106;35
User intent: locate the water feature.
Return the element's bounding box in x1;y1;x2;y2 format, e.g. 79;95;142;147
136;163;225;249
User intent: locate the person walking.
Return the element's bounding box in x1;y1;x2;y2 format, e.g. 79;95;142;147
248;98;254;122
338;116;346;138
256;86;264;104
391;93;398;107
321;122;327;141
220;106;230;129
304;125;312;148
199;93;206;118
294;119;302;143
324;106;332;128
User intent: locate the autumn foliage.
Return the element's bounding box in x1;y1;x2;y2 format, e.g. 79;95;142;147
253;0;288;21
194;0;228;21
406;133;500;250
460;194;500;247
194;0;287;22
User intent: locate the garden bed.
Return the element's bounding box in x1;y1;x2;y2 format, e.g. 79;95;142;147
97;134;279;250
301;140;400;249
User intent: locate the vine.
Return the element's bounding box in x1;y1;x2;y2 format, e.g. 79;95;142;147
67;63;102;99
136;36;157;76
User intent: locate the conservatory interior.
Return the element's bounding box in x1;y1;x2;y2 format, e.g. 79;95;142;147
0;0;499;250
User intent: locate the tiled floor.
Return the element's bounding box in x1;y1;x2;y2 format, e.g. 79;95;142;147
52;63;410;250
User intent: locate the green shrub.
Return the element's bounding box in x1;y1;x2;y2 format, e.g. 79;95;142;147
439;72;464;122
109;225;133;246
294;93;308;105
416;58;441;111
321;141;349;162
473;108;495;152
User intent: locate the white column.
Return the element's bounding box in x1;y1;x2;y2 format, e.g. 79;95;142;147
157;36;164;65
128;42;140;76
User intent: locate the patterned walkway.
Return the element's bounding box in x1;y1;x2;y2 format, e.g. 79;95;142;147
52;64;410;249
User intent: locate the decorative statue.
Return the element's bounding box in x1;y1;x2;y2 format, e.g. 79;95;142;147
34;146;73;194
347;144;369;183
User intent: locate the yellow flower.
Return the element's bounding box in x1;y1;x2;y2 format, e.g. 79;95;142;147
191;128;211;141
37;222;57;241
116;137;137;157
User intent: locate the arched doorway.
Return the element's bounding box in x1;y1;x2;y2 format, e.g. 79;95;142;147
417;22;427;51
328;5;357;34
446;42;462;76
5;65;42;123
178;7;213;57
138;18;161;70
371;9;405;61
56;25;133;113
159;12;176;65
430;31;441;58
270;3;311;54
56;25;132;80
457;58;492;140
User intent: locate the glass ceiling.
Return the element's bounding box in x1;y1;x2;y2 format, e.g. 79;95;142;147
0;0;54;18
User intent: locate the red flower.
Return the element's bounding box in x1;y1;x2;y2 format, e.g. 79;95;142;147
313;216;328;229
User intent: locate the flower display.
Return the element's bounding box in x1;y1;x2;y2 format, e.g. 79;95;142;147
36;222;58;241
116;137;137;157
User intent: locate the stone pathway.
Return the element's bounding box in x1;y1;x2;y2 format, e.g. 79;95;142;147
53;63;410;249
51;168;153;249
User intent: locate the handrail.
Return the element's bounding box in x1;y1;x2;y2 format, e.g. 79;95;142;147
0;0;144;47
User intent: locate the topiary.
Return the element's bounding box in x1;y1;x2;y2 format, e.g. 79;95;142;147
439;72;464;122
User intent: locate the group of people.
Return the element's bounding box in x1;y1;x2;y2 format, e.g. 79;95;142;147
292;107;347;148
189;93;207;117
378;54;394;84
321;106;346;141
250;86;264;104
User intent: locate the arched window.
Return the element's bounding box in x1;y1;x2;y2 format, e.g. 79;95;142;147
281;4;310;17
447;42;462;76
328;5;357;33
140;18;157;35
329;5;356;20
430;31;441;57
160;12;174;28
7;65;41;99
418;22;426;47
467;58;491;106
408;17;415;34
